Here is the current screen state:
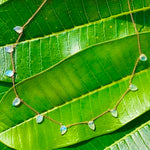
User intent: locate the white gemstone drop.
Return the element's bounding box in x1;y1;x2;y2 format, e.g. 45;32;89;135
140;54;147;61
129;84;138;91
36;115;44;124
13;26;23;34
110;109;118;118
60;125;67;135
5;70;14;77
4;46;14;53
88;121;95;130
12;97;21;106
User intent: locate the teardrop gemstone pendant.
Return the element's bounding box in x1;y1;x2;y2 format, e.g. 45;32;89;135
12;97;21;106
13;26;23;34
5;70;14;77
110;109;118;118
60;125;67;135
88;121;95;130
140;54;147;61
36;115;44;124
129;84;138;91
4;46;14;53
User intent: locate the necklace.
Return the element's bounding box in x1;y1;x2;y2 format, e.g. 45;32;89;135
3;0;148;144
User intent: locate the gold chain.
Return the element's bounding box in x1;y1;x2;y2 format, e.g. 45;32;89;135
4;0;147;135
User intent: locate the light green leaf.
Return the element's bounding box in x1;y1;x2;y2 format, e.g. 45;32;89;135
0;32;150;149
105;120;150;150
60;110;150;150
0;0;8;5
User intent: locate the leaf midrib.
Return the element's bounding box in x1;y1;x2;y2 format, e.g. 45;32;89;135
1;6;150;48
1;67;150;136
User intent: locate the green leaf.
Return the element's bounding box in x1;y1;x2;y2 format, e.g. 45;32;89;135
61;110;150;150
105;120;150;150
0;82;12;100
1;9;150;82
0;142;13;150
0;31;150;149
0;0;150;46
1;0;150;83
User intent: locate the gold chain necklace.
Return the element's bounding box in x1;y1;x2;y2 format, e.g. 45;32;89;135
4;0;147;136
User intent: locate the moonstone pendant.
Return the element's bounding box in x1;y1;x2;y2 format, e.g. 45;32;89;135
88;121;95;130
13;26;23;34
110;109;118;118
12;97;21;106
4;46;14;53
5;70;14;77
36;115;44;124
140;54;147;61
60;125;67;135
129;84;138;91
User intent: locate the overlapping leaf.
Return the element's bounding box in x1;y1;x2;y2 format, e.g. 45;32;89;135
60;110;150;150
1;32;150;149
